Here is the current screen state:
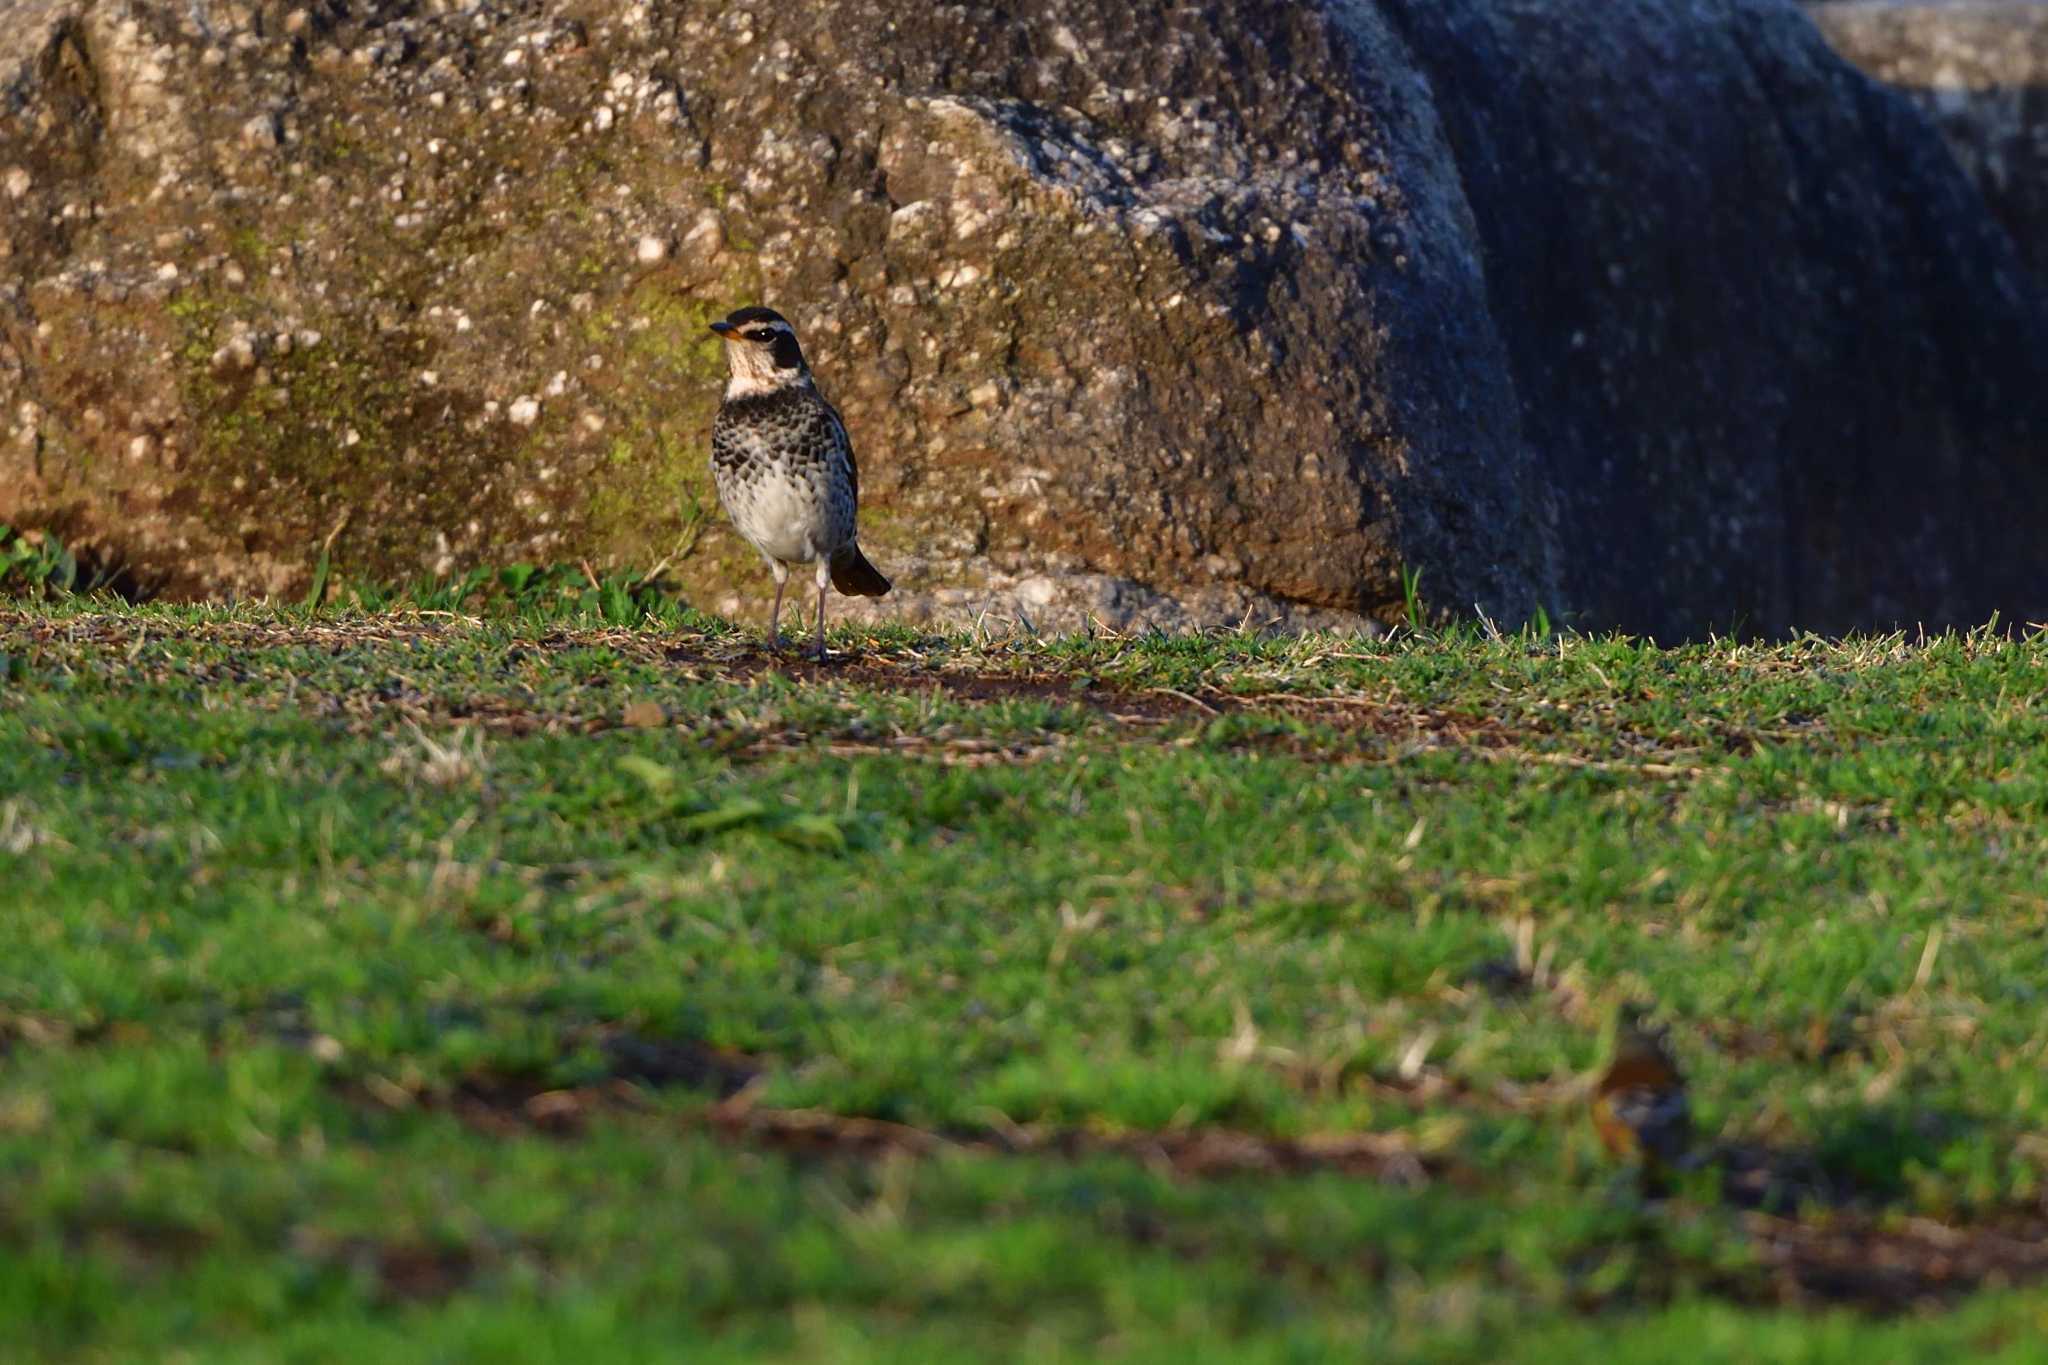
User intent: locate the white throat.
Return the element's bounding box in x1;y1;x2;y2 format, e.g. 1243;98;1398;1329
724;370;810;399
720;328;811;398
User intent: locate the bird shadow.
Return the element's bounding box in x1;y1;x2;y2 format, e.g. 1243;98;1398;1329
1705;1097;1984;1215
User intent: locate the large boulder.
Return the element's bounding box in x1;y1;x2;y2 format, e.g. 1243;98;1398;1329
1380;0;2048;635
1;0;2043;635
1812;2;2048;285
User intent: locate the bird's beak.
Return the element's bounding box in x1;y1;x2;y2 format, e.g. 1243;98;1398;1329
709;320;734;336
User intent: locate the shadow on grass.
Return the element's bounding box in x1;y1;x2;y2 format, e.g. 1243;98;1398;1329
1694;1100;2048;1312
1708;1097;1983;1216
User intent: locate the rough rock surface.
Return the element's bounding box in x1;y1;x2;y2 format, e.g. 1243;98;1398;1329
0;0;1543;632
1812;2;2048;285
1;0;2044;635
1382;0;2048;635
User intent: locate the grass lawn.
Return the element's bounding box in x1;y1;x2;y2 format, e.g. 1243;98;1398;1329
6;594;2048;1361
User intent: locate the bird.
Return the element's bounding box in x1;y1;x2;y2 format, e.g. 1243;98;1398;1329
1591;1003;1693;1189
707;305;890;658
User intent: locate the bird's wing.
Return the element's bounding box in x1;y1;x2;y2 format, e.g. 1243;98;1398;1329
1604;1084;1689;1132
821;399;856;504
1602;1083;1691;1163
709;407;743;474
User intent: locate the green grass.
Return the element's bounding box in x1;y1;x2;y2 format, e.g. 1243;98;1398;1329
6;593;2048;1361
0;527;84;598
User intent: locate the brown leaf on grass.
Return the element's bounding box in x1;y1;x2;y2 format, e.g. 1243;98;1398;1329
621;700;667;728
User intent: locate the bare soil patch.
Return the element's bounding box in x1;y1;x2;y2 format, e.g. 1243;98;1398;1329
330;1036;2048;1318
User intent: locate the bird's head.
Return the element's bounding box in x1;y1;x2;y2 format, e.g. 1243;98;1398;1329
1605;1003;1678;1076
710;305;809;396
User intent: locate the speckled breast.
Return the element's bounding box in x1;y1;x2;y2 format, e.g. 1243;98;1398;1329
711;388;856;565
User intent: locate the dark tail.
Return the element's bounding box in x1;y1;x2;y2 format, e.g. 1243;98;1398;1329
830;544;891;597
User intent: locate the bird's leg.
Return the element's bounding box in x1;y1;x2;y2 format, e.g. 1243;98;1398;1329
766;560;789;648
813;558;831;662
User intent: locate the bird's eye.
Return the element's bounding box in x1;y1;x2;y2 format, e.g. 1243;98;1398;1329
745;331;774;342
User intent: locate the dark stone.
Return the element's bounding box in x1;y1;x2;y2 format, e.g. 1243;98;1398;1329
1813;2;2048;284
1383;0;2048;635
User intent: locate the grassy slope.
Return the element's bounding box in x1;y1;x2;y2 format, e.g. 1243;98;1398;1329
5;600;2048;1361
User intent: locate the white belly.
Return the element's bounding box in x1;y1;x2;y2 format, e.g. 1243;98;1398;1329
729;473;827;564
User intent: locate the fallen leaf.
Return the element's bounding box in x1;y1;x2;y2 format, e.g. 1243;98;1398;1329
622;700;667;729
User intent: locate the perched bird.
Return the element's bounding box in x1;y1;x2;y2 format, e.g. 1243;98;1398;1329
1591;1004;1693;1187
707;305;890;657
